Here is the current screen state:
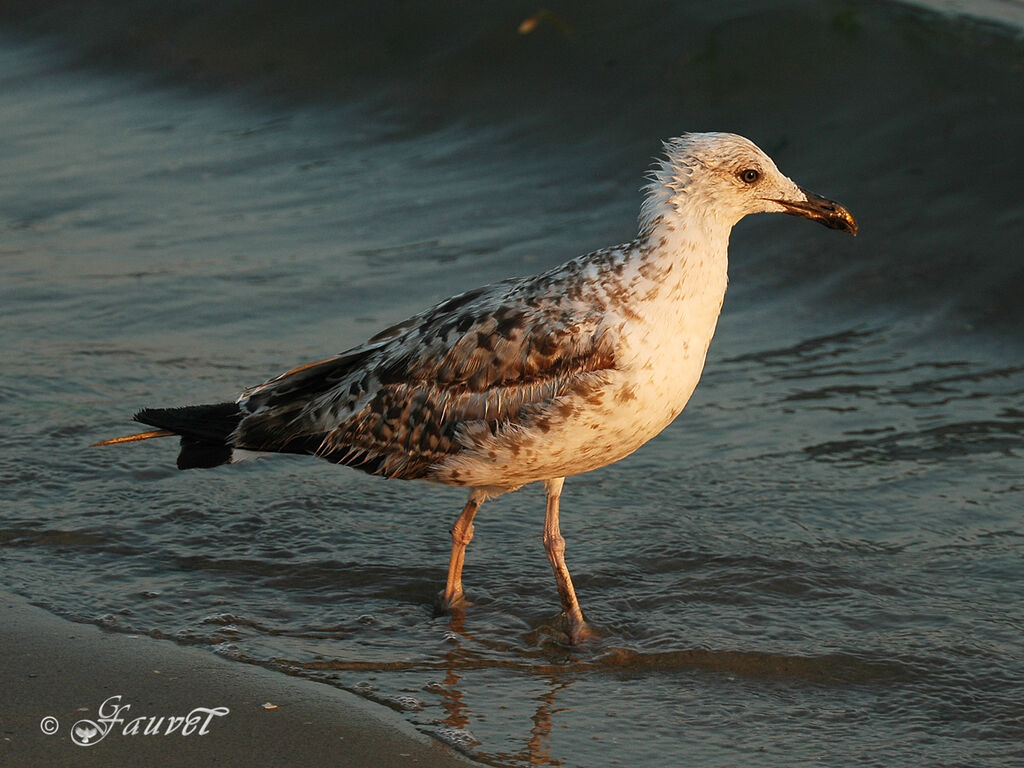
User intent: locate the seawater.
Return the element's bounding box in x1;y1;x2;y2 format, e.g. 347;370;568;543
1;2;1022;766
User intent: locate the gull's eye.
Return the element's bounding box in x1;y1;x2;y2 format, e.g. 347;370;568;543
739;168;761;184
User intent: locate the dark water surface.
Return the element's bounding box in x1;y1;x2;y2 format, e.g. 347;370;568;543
2;2;1022;766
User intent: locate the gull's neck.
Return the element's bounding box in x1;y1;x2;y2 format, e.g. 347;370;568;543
635;170;733;284
566;162;734;322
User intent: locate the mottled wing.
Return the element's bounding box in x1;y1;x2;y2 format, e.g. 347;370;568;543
232;277;616;480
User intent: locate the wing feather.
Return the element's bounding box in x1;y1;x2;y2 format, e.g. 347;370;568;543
233;275;618;479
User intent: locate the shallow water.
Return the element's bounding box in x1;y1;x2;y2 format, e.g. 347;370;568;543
2;1;1023;766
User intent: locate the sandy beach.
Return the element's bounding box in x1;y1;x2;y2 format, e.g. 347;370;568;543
0;591;479;767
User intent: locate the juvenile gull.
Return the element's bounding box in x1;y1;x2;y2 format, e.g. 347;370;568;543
96;133;856;644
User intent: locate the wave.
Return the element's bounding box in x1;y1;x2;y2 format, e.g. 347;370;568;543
2;0;1021;332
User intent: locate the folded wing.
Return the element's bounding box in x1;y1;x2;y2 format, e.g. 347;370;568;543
235;278;617;480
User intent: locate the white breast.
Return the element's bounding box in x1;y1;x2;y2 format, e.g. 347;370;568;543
437;227;730;491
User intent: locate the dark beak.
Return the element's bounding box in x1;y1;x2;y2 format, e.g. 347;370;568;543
773;188;858;235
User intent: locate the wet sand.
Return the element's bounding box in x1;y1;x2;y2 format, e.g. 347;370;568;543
0;591;479;767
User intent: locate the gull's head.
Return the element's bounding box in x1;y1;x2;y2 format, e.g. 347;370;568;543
642;132;857;236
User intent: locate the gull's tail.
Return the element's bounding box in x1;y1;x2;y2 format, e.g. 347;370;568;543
93;403;244;471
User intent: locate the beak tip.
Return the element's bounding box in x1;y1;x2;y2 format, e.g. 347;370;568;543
780;188;858;237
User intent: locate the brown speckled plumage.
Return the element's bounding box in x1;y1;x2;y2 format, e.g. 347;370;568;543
233;266;619;482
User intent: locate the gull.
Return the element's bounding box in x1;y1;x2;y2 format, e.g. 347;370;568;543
96;133;856;644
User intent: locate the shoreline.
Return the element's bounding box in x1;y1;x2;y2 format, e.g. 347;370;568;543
0;590;481;768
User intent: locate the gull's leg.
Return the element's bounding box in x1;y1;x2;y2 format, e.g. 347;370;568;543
437;490;484;611
543;478;592;644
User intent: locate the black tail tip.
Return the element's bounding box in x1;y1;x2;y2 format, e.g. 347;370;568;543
177;439;233;470
133;403;242;439
133;403;242;471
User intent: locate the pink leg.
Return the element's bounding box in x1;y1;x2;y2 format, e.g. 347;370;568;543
543;478;592;644
437;492;483;610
